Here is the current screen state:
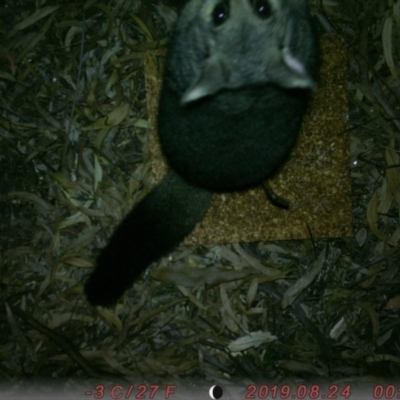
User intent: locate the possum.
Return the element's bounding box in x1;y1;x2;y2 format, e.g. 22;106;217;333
84;0;319;307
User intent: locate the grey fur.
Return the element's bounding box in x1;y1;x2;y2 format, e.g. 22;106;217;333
85;0;319;306
166;0;318;103
159;0;318;191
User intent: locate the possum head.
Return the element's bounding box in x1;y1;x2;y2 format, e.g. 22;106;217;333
167;0;318;104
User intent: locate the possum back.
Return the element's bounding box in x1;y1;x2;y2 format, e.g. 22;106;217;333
158;0;319;191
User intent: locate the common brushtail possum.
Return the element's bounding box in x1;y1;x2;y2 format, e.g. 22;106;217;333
85;0;319;307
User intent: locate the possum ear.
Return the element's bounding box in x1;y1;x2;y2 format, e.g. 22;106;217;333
278;18;316;90
181;55;227;104
280;48;315;89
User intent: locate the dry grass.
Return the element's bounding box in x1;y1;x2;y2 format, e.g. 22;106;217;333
1;0;400;394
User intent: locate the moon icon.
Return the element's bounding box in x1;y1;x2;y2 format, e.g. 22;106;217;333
209;385;223;399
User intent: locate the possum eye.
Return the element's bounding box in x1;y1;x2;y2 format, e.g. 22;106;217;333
251;0;272;19
212;1;230;26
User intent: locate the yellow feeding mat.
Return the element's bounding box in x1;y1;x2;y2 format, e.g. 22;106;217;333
144;35;352;245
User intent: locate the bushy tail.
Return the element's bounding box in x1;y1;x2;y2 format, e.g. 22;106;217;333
85;170;212;306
